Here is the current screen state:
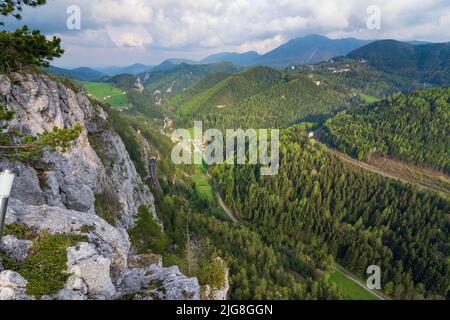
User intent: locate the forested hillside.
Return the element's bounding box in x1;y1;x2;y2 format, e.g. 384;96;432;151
155;183;344;300
139;62;240;98
175;67;284;119
105;74;139;91
297;58;428;98
322;87;450;173
174;67;350;130
214;125;449;299
348;40;450;85
46;66;106;82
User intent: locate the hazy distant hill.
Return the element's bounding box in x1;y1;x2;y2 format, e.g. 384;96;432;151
151;59;199;72
46;66;106;82
347;40;450;85
252;35;371;68
97;64;154;76
201;51;261;66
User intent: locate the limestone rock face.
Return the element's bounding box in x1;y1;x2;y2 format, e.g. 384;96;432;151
134;78;145;93
0;73;201;301
118;265;200;300
67;243;116;299
0;235;33;262
1;73;156;226
0;271;31;300
4;199;201;300
6;163;45;206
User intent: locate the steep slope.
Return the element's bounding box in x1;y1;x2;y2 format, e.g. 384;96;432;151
175;66;284;118
105;74;144;92
175;67;349;129
133;62;241;116
0;73;202;300
347;40;450;85
254;35;371;68
322;87;450;173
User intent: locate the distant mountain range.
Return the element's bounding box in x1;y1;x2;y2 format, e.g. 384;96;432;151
46;66;107;82
47;35;447;82
252;35;372;68
200;35;372;68
96;64;154;76
201;51;262;66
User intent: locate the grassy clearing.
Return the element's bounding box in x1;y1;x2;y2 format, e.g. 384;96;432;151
359;93;380;104
329;271;379;300
191;175;213;202
83;81;129;107
368;157;450;196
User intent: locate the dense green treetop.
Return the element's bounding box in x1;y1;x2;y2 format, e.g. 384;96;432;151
0;26;64;73
174;66;351;130
322;87;450;172
214;125;449;299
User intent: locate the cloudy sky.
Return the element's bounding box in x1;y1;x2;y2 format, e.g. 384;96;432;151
2;0;450;68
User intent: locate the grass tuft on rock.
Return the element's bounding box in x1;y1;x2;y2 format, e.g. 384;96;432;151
3;223;37;240
128;205;168;255
17;231;85;298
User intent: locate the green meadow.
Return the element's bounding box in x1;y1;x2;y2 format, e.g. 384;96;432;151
83;82;129;107
329;271;380;300
191;175;213;202
359;93;380;104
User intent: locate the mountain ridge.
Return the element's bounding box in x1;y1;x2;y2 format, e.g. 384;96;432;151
347;40;450;85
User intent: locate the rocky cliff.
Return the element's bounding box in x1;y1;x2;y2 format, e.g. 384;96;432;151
0;73;200;300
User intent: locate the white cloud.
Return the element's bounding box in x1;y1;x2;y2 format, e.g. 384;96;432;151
9;0;450;66
90;0;153;24
239;34;286;54
106;25;153;47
